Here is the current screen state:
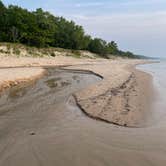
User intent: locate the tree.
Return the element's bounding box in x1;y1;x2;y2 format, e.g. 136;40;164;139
0;2;139;58
0;0;5;10
88;38;107;56
0;0;7;41
106;41;118;55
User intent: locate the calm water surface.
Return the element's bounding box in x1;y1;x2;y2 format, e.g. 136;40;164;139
137;61;166;123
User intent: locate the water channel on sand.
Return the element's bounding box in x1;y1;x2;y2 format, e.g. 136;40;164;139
0;65;166;166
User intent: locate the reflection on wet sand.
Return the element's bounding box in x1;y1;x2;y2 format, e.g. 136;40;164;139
0;66;166;166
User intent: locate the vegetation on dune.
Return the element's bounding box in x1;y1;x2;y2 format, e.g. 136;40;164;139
0;0;142;58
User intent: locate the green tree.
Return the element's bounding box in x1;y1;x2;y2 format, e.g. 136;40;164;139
0;1;139;58
106;41;118;55
88;38;107;56
0;0;7;41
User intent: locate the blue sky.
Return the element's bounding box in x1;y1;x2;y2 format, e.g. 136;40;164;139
3;0;166;57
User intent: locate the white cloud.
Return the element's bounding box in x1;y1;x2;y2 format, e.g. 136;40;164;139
118;0;166;6
66;11;166;57
70;0;166;9
42;0;166;57
69;11;166;28
75;2;104;8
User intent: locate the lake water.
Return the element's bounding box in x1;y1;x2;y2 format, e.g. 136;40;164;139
137;61;166;124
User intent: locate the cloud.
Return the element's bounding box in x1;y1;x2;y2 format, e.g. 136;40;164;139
3;0;166;57
75;2;104;8
118;0;166;6
66;11;166;57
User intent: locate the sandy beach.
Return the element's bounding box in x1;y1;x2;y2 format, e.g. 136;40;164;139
67;60;154;127
1;0;165;164
0;56;158;166
0;56;153;127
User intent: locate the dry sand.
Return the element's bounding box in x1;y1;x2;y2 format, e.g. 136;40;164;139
0;67;45;92
0;56;153;127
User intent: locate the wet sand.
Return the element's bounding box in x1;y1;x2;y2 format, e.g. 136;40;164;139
0;58;160;166
0;58;153;127
0;68;102;166
67;61;154;127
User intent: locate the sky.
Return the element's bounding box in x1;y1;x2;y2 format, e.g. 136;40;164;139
3;0;166;58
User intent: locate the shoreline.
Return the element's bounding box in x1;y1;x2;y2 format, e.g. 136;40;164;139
71;60;154;127
0;57;154;127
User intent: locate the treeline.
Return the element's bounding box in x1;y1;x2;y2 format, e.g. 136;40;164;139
0;1;140;58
